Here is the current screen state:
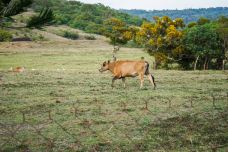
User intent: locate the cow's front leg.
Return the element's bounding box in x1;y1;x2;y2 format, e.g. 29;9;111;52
122;77;126;88
139;74;144;89
111;77;118;88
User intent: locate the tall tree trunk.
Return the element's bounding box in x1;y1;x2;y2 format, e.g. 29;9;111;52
194;55;199;71
206;57;210;70
203;56;208;70
222;60;226;70
153;61;157;70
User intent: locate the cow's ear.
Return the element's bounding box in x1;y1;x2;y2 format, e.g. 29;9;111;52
108;60;110;64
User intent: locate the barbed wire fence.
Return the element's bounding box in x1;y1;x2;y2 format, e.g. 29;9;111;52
0;93;227;151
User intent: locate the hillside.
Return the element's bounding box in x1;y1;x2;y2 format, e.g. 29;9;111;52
2;10;107;43
121;7;228;23
31;0;145;34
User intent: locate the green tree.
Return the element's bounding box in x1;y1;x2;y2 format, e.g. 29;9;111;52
216;16;228;70
188;22;197;28
197;17;210;25
0;0;32;17
183;23;223;70
104;18;131;47
27;7;54;27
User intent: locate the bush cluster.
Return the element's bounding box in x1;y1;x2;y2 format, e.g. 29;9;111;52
84;35;96;40
0;29;12;42
27;8;53;27
63;31;79;40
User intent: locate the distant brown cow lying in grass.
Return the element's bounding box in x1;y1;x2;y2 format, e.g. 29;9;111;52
99;60;156;89
9;67;25;73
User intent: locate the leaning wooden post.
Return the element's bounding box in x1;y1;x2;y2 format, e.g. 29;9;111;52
22;112;26;123
48;110;52;120
153;62;156;70
212;95;216;108
144;101;148;110
98;105;101;114
122;102;127;111
168;99;171;108
226;92;228;102
74;107;77;117
190;99;193;107
95;98;101;114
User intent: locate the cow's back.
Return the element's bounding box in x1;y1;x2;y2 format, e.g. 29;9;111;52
113;61;145;78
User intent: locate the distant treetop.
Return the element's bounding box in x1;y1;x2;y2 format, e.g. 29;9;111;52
120;7;228;24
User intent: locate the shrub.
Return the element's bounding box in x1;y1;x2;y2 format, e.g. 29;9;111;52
84;35;96;40
0;29;12;42
63;31;79;40
124;40;142;48
27;8;54;27
27;15;40;27
38;34;45;40
31;34;46;41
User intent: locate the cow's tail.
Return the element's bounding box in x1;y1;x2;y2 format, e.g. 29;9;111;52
145;61;156;89
151;75;156;89
144;61;150;75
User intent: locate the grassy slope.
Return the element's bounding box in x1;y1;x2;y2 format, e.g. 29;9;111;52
0;37;227;151
6;11;104;42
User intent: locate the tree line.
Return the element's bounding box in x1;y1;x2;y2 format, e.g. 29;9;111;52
104;16;228;70
121;7;228;24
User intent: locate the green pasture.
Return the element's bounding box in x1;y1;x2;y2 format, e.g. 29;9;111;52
0;41;227;151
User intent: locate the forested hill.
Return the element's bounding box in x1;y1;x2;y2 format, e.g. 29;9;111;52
32;0;145;34
120;7;228;23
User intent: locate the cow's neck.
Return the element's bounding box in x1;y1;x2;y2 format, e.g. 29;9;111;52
108;62;115;73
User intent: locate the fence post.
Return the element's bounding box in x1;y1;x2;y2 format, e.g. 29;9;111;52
95;98;102;114
212;95;216;108
98;105;101;114
22;112;26;123
122;102;127;111
168;99;171;108
153;62;156;70
48;110;52;120
144;101;148;110
74;107;77;117
226;92;228;102
190;99;193;107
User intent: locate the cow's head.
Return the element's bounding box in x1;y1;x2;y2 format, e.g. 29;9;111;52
99;60;110;72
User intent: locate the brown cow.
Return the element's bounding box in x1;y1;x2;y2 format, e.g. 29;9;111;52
99;60;156;89
9;66;25;73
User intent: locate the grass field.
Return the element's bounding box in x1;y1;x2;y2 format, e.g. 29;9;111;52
0;40;228;151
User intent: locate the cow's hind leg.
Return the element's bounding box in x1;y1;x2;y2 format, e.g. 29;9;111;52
147;74;156;89
122;77;126;88
111;77;118;88
139;73;144;89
